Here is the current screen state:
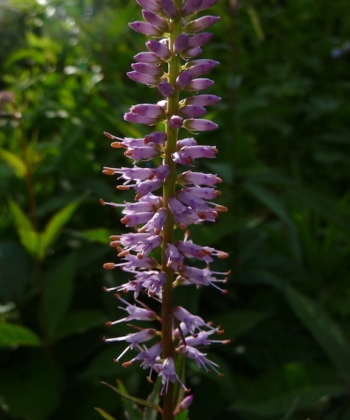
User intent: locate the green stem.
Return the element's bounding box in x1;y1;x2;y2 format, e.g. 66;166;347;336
161;4;183;420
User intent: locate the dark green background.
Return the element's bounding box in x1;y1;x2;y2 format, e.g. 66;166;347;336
1;0;350;419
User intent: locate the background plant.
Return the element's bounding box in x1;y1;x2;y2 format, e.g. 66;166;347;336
1;0;350;420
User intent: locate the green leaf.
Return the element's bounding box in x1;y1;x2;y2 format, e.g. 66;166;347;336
0;349;60;420
211;310;270;341
232;363;346;416
175;411;189;420
102;381;162;416
77;228;111;244
79;346;126;379
43;254;76;338
285;284;350;380
8;199;41;259
0;323;41;347
8;198;34;233
40;199;81;258
116;380;143;420
244;182;295;228
0;148;27;177
95;408;118;420
53;310;107;341
0;240;35;302
143;379;161;420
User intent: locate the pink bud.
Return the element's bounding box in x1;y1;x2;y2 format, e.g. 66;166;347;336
182;0;203;16
158;81;174;97
188;32;213;48
142;10;169;32
146;40;171;59
134;52;163;64
180;105;206;118
176;71;193;88
129;21;163;36
169;115;183;129
127;71;159;87
160;0;178;18
184;94;221;106
184;118;218;132
186;78;214;91
185;15;220;33
131;62;164;77
174;33;189;54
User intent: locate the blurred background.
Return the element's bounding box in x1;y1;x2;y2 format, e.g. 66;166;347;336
1;0;350;419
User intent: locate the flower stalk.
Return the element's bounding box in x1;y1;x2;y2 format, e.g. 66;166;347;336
101;1;229;419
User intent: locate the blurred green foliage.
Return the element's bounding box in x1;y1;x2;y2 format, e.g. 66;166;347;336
1;0;350;419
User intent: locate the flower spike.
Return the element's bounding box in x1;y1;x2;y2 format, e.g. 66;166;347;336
101;1;229;418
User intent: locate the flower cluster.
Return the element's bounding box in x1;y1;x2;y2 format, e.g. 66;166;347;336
102;0;229;415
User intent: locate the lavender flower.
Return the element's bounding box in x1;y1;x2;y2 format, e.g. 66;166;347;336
101;1;229;418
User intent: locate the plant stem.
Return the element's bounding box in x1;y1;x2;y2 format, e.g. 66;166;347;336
161;5;182;419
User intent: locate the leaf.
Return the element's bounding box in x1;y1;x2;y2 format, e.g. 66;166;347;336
0;323;41;347
8;199;41;259
0;349;60;420
211;310;270;341
232;362;346;416
175;411;189;420
0;240;35;302
79;346;126;379
77;228;111;244
102;381;162;416
40;199;81;258
95;408;118;420
143;379;162;420
117;380;143;420
53;310;107;341
280;397;300;420
43;254;76;338
8;198;34;233
285;284;350;380
0;148;27;177
243;182;295;228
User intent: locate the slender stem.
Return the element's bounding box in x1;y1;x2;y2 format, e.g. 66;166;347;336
161;5;183;420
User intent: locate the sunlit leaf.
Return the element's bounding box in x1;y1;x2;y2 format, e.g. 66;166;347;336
0;323;41;347
95;408;118;420
40;199;81;258
0;148;27;177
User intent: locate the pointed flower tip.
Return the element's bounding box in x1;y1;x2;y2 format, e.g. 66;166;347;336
103;263;115;270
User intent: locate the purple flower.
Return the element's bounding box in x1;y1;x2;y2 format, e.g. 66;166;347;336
160;0;178;19
174;33;189;54
146;40;171;59
142;10;169;32
180;105;206;118
127;71;160;87
188;32;213;48
184;118;218;132
185;15;220;32
129;21;163;36
134;52;163;63
158;357;189;395
183;93;221;106
186;78;214;91
104;328;156;362
102;0;228;407
157;81;174;97
176;71;193;88
182;0;203;16
131;62;164;77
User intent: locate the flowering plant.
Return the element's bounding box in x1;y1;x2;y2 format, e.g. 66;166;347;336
101;1;230;418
